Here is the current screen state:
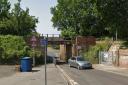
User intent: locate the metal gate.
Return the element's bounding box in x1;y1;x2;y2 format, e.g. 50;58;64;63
99;51;116;65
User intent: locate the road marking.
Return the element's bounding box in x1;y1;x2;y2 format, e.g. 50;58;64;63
57;65;80;85
60;71;69;85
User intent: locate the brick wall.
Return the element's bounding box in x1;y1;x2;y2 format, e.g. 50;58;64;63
119;49;128;68
76;36;96;47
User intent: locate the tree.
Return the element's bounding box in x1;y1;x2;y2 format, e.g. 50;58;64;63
0;0;38;36
51;0;108;38
10;0;38;36
0;0;11;34
0;35;26;60
97;0;128;39
0;0;10;19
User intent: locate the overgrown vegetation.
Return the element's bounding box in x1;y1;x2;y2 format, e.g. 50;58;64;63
84;38;111;64
0;35;26;64
120;41;128;49
0;35;43;64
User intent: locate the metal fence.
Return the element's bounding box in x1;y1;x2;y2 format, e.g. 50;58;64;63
99;51;117;65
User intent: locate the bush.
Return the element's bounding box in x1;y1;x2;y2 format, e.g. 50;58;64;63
0;35;27;64
84;39;110;64
0;35;44;64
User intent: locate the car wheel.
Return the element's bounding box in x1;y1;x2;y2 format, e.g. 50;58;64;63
77;65;81;70
69;64;71;67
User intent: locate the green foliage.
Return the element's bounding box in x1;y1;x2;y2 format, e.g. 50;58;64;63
0;0;43;64
97;0;128;38
52;45;60;49
10;0;38;36
0;0;38;36
120;41;128;49
51;0;128;39
51;0;109;38
0;0;10;19
61;29;77;39
84;39;110;63
0;35;26;64
0;35;43;64
0;35;26;59
22;46;31;57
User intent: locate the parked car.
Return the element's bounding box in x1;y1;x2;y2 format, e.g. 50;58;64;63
53;56;60;65
68;56;92;70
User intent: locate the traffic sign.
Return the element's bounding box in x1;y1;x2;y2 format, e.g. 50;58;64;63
40;39;48;46
77;46;81;50
31;42;37;47
30;36;38;47
31;36;37;42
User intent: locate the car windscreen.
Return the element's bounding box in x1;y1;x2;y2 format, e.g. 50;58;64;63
77;57;85;61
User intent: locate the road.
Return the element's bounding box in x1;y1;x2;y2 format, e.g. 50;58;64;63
47;47;128;85
47;47;59;57
60;64;128;85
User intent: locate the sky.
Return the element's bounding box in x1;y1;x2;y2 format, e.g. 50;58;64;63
9;0;60;35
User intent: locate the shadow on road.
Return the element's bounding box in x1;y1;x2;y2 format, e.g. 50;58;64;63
68;65;94;70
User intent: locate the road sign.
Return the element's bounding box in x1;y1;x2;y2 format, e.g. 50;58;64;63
31;42;37;47
40;39;48;46
30;36;37;47
31;36;37;42
30;35;38;67
77;46;82;50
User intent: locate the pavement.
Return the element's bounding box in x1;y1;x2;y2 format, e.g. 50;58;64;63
0;64;67;85
0;65;15;78
93;64;128;77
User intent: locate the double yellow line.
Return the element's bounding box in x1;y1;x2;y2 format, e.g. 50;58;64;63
57;65;79;85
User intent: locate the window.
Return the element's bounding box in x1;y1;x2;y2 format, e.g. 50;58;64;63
71;57;76;60
77;57;84;61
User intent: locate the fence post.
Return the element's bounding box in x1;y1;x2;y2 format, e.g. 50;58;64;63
99;51;101;64
117;50;120;66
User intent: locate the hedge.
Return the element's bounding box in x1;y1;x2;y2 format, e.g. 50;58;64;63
0;35;43;64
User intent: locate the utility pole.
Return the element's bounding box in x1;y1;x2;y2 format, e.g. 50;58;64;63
44;36;48;85
32;47;35;66
44;34;48;85
41;34;48;85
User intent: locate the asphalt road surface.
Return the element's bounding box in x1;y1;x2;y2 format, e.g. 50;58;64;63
60;64;128;85
47;47;59;57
